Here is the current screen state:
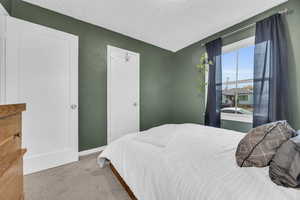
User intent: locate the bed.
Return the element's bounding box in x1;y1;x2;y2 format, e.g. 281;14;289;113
98;124;299;200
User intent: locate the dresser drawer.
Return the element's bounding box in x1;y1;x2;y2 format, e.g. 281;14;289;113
0;149;26;178
0;104;26;200
0;158;23;200
0;114;21;142
0;176;23;200
0;135;21;161
0;157;22;188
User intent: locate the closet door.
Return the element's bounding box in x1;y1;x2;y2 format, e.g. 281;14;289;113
107;46;140;144
0;5;8;104
5;17;78;174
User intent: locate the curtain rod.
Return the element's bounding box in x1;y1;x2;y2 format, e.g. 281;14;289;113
201;8;290;47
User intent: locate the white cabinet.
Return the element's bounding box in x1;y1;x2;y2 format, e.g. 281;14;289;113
0;4;8;104
0;11;79;174
107;46;140;144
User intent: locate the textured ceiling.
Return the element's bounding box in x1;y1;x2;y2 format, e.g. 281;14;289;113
23;0;287;52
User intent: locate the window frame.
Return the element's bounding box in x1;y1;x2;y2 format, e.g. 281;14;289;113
209;37;255;123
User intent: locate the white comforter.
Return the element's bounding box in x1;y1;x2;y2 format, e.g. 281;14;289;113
98;124;299;200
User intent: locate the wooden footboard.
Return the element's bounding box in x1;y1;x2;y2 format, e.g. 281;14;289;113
109;163;138;200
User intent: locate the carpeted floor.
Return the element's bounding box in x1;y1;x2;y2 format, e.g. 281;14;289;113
24;153;131;200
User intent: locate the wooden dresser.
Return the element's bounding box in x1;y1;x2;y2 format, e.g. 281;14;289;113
0;104;26;200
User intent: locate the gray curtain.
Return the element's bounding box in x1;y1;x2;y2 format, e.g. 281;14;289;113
205;38;222;127
253;14;289;127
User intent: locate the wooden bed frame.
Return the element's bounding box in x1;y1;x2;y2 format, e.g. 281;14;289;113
109;163;138;200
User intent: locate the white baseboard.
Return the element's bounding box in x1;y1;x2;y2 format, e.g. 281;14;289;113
24;149;79;175
23;146;105;174
79;146;106;157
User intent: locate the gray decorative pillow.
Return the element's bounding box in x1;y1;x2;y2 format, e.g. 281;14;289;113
269;134;300;188
236;121;296;167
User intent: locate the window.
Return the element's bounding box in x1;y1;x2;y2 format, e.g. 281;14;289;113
221;37;254;123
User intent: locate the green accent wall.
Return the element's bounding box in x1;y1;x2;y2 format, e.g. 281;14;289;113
172;0;300;132
6;0;174;151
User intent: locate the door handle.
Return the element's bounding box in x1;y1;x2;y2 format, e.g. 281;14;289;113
133;102;138;107
71;104;78;110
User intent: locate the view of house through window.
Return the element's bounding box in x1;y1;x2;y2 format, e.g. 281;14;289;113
221;39;254;123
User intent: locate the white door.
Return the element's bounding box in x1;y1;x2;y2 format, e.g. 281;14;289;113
0;5;8;104
107;46;140;144
5;17;78;174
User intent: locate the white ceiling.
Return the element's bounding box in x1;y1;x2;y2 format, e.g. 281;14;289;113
23;0;287;52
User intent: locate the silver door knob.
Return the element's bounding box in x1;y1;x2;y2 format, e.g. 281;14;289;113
71;104;78;110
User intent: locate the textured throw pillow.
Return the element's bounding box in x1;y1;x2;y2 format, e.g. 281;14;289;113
236;121;296;167
269;134;300;188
